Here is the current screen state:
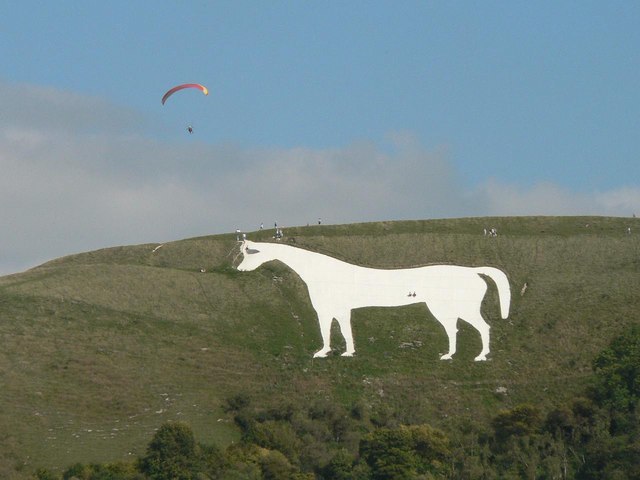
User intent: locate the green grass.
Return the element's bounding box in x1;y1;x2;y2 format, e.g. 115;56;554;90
0;215;638;476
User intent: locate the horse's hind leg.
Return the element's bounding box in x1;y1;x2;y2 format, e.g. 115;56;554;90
463;313;491;361
335;311;355;357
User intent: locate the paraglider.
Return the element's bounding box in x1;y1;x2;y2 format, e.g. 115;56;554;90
162;83;208;134
161;83;209;105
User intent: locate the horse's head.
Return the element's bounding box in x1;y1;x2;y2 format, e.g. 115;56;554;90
236;240;266;271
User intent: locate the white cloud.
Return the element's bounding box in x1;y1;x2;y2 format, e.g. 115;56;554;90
478;179;640;217
0;81;637;274
596;187;640;214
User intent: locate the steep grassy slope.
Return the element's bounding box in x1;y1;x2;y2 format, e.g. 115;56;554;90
0;216;638;476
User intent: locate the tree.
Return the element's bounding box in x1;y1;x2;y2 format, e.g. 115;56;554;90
592;325;640;416
492;404;542;443
138;422;200;480
63;462;88;479
360;424;451;480
408;424;451;473
199;443;225;478
321;449;355;480
259;449;296;480
360;427;417;479
35;469;59;480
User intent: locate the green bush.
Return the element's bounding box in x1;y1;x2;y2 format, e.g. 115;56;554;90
492;404;542;443
592;325;640;414
360;424;451;479
138;422;200;480
35;468;59;480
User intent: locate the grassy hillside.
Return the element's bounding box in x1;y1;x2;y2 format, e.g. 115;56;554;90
0;216;638;476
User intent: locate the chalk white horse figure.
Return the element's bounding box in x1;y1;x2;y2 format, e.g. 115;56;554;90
237;240;510;361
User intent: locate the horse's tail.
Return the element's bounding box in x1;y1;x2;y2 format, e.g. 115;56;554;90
475;267;511;319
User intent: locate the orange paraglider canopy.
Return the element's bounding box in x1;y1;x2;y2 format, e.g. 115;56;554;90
161;83;209;105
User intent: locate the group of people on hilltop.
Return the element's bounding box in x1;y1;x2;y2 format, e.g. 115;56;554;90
235;218;325;242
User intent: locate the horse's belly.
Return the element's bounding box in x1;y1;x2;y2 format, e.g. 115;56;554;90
349;285;424;309
307;267;485;311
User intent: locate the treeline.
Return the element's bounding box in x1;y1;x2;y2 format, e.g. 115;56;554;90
37;325;640;479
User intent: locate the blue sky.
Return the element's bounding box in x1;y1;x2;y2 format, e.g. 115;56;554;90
1;1;639;273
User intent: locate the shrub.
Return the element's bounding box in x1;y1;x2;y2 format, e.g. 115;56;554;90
138;422;199;480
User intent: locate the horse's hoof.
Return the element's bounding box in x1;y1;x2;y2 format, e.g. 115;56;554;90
474;356;487;361
440;353;453;360
313;351;329;358
341;351;355;357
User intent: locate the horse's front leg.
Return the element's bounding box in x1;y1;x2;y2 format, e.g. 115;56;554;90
313;312;333;358
438;317;458;360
